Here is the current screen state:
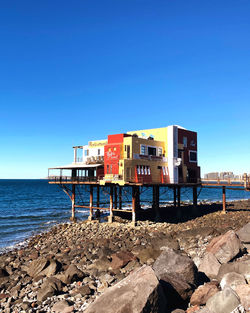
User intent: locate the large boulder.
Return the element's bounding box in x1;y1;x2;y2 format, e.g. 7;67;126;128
153;247;198;310
217;258;250;283
198;252;221;279
37;277;62;301
27;258;61;278
84;265;167;313
153;247;198;285
237;222;250;251
220;272;246;290
56;264;84;284
206;286;240;313
110;251;136;270
206;230;241;264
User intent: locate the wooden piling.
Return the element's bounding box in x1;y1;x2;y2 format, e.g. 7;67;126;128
192;186;198;215
95;185;100;218
173;186;177;207
177;186;181;207
71;184;76;221
108;185;114;223
88;185;93;220
222;186;226;214
153;185;160;220
114;185;117;209
132;186;136;226
119;186;122;210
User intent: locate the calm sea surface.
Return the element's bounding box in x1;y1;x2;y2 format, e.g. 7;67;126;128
0;179;249;252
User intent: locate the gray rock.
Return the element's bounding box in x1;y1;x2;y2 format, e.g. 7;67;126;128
84;265;167;313
217;258;250;283
206;286;240;313
27;257;48;277
206;230;241;264
153;247;197;285
37;277;62;301
220;272;246;290
237;222;250;244
198;252;221;279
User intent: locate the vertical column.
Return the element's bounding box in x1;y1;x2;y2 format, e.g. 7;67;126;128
119;186;122;210
135;186;140;210
88;185;93;221
132;186;136;226
173;186;177;207
177;186;181;207
114;185;117;209
192;186;197;215
108;185;114;223
222;186;226;214
71;184;76;221
95;185;100;218
153;185;160;221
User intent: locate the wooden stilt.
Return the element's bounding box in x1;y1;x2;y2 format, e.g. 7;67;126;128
177;186;181;207
95;185;100;218
108;185;114;223
114;185;117;209
132;186;136;226
119;186;122;210
88;185;93;221
173;186;177;207
135;186;140;210
192;186;198;215
153;185;160;221
70;184;76;222
222;186;226;214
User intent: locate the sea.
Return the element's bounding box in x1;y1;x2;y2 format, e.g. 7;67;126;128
0;179;250;253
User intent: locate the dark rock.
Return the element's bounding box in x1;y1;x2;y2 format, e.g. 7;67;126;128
0;268;9;278
56;264;84;284
37;277;62;301
153;247;198;285
84;265;167;313
72;285;91;296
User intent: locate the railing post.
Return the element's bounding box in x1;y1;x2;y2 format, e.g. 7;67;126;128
222;186;226;214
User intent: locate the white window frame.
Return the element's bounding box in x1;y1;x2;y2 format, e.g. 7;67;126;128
158;147;163;157
189;150;197;163
140;144;147;155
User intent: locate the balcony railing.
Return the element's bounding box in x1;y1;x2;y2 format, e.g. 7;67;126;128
48;175;103;183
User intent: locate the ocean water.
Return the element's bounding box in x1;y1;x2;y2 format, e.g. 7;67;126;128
0;179;249;253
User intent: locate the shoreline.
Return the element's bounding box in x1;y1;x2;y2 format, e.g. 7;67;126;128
1;198;250;255
0;199;250;312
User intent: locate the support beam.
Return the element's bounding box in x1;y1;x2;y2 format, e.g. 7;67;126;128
132;186;136;226
177;186;181;207
153;185;160;221
222;186;226;214
70;184;76;222
108;185;114;223
192;186;198;215
119;186;122;210
95;185;100;218
114;185;117;209
135;186;140;210
173;186;177;207
88;185;93;221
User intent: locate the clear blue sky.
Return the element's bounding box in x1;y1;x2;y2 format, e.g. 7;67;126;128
0;0;249;178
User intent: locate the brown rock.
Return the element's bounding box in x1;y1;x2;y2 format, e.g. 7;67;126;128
235;284;250;312
206;230;241;264
52;300;74;313
110;251;136;270
190;283;219;306
27;257;49;277
84;265;167;313
186;305;200;313
198;253;221;279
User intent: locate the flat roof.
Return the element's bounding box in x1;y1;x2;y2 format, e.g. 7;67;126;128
49;163;103;170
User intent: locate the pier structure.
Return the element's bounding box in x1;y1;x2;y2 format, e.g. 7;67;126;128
48;125;250;223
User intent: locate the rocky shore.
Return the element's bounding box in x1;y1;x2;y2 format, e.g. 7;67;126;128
0;200;250;312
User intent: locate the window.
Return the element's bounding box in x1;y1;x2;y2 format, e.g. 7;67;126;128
110;164;113;174
148;147;156;156
107;165;109;174
183;137;187;148
84;149;89;156
98;149;100;155
141;166;144;175
141;145;147;155
114;147;117;151
158;147;163;157
189;151;197;162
